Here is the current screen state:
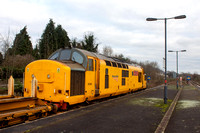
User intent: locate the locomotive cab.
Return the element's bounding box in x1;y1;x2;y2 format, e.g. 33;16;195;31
24;48;89;109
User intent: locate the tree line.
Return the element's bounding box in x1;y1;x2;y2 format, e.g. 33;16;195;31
0;19;98;80
0;19;199;86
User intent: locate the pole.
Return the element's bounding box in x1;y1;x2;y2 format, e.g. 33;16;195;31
176;51;178;89
164;18;168;104
146;15;186;104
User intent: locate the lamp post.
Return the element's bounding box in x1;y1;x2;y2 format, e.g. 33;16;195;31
168;50;186;89
146;15;186;104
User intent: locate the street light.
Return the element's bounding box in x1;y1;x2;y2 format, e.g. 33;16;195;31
168;50;186;89
146;15;186;104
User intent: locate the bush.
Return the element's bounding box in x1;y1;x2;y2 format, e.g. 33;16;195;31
14;81;23;96
0;67;25;79
0;54;35;80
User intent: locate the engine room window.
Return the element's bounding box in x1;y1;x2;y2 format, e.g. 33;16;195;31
49;52;59;60
138;72;142;82
105;61;111;66
122;70;125;77
122;70;129;77
122;78;125;86
117;63;122;68
122;64;126;68
88;59;93;71
126;70;129;77
60;49;71;60
112;62;117;67
72;51;83;64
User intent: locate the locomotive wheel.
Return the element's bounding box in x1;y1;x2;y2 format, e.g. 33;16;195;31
52;104;58;114
85;98;90;105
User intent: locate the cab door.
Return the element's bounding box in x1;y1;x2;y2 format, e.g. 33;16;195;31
85;57;95;98
94;58;100;96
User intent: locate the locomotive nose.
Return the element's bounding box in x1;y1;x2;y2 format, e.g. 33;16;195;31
24;60;70;101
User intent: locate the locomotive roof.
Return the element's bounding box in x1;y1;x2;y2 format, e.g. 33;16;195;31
49;47;142;70
75;48;115;62
75;48;141;68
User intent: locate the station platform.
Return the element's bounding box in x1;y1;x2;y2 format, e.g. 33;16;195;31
165;84;200;133
1;84;198;133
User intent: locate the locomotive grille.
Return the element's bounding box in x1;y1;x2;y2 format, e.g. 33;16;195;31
70;71;85;96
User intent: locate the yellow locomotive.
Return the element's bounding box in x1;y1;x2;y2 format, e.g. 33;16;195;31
24;48;146;110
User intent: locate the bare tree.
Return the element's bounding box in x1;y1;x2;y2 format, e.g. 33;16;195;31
0;30;13;81
0;30;13;58
102;45;113;56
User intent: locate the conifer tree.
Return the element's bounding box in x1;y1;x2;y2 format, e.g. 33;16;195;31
32;44;40;59
71;38;78;48
71;38;83;48
39;19;57;59
55;25;70;48
39;19;70;58
13;26;33;55
81;32;99;52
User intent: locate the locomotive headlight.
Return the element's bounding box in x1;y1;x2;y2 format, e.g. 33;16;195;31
47;74;51;79
54;89;56;94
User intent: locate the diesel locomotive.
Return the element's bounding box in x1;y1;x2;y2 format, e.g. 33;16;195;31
24;48;146;110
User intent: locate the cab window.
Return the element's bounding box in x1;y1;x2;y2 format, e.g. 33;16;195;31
87;59;93;71
71;51;84;64
49;52;59;60
60;49;71;60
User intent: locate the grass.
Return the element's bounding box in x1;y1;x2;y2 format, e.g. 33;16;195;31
129;97;172;113
168;84;196;90
0;87;8;95
0;87;7;90
167;85;177;90
155;99;172;113
182;85;196;90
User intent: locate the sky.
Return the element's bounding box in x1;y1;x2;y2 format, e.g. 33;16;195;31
0;0;199;74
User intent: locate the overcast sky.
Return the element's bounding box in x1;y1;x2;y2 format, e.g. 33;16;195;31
0;0;199;74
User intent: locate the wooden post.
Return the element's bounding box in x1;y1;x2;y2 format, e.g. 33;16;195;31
31;77;38;97
8;76;14;96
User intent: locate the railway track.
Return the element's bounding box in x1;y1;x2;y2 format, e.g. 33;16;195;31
0;83;163;129
190;81;200;89
2;84;178;133
0;96;52;128
3;82;198;133
0;77;52;128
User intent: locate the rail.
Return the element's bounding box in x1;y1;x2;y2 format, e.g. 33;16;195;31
190;81;200;89
0;76;52;128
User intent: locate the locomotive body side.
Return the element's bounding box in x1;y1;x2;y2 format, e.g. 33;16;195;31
24;48;147;110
